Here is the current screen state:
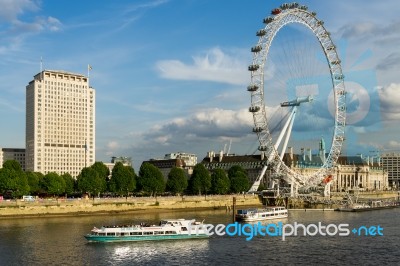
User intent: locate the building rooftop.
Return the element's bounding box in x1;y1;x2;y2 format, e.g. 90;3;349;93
201;152;382;169
33;69;87;79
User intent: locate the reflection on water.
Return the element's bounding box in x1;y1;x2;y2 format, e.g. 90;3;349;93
0;208;400;265
106;239;210;264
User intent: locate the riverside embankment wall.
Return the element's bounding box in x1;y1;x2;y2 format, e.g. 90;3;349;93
0;195;260;218
1;191;398;218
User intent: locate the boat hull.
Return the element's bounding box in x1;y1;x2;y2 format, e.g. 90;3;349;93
85;234;209;243
335;205;399;212
235;214;288;222
235;207;288;222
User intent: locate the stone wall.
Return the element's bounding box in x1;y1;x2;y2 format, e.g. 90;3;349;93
0;195;260;218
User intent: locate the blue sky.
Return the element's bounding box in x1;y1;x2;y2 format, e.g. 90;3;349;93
1;0;400;170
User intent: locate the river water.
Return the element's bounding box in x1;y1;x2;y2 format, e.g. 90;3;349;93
0;208;399;266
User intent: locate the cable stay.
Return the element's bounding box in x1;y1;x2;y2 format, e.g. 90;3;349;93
248;96;313;193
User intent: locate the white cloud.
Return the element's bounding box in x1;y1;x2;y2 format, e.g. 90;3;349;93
339;22;377;40
336;20;400;75
387;140;400;149
119;107;257;167
0;0;39;22
378;83;400;121
0;0;62;55
107;141;120;150
46;16;62;31
377;53;400;71
104;141;120;156
352;127;368;134
119;0;169;30
123;0;169;14
142;108;253;146
10;15;63;34
154;135;171;145
190;108;253;131
155;47;249;85
0;98;24;112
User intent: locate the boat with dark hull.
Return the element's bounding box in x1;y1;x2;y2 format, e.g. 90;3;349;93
335;200;400;212
334;189;400;212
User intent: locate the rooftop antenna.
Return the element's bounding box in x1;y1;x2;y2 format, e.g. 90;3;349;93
87;64;92;87
40;56;43;81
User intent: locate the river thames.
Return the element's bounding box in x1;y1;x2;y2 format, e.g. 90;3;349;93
0;208;399;265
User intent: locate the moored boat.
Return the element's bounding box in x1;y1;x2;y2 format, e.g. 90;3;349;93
235;206;288;222
335;200;400;212
84;219;208;242
335;203;371;212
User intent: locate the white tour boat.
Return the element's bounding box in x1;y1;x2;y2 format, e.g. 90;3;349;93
235;206;288;222
84;219;208;242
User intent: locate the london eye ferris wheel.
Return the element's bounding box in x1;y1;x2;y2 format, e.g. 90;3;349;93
247;3;346;194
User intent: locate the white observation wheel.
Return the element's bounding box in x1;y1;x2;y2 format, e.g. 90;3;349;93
248;3;346;189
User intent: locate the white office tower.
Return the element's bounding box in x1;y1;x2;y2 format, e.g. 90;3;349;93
26;70;95;177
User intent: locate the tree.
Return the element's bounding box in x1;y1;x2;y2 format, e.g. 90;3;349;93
228;165;246;179
228;165;250;193
90;162;110;192
91;162;110;179
26;171;40;195
230;173;250;193
0;168;8;194
42;172;66;196
0;160;30;198
61;173;75;196
257;183;266;191
137;163;165;196
11;171;30;198
188;163;211;195
35;172;46;195
109;162;136;197
77;167;104;197
2;160;22;172
166;167;188;195
211;168;230;195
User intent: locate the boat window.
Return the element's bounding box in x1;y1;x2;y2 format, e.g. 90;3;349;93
181;227;187;231
154;231;164;235
106;233;115;236
130;232;142;235
143;232;153;235
99;233;106;236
